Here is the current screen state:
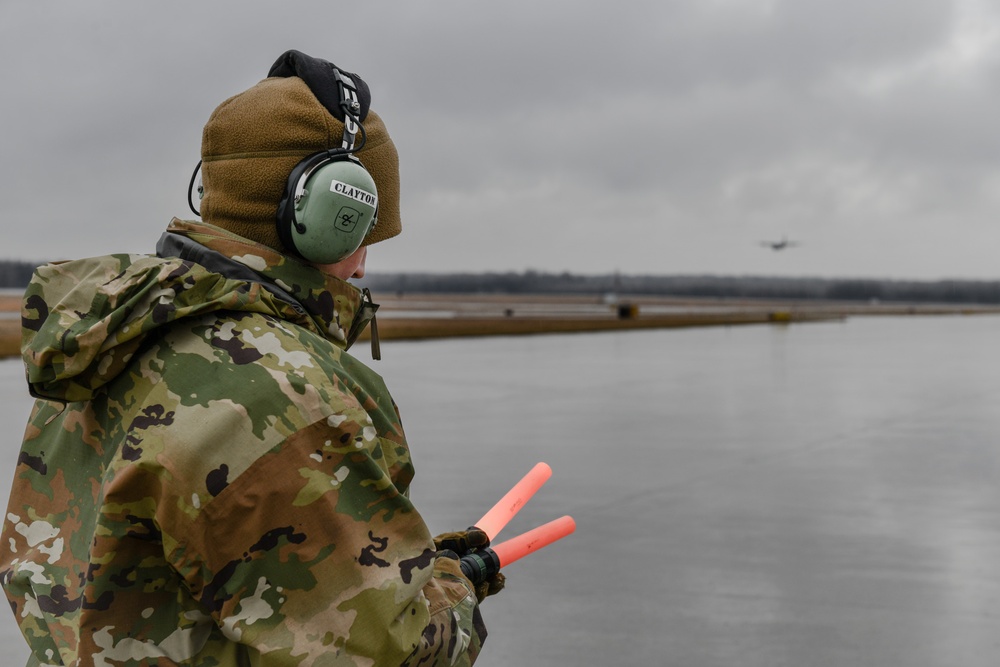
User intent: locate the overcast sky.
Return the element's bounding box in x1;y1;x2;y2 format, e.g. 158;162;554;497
3;1;1000;279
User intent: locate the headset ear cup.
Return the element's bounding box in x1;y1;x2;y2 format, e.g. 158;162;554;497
276;154;321;257
276;154;379;265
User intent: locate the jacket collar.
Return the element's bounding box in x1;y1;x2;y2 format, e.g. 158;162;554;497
158;218;378;351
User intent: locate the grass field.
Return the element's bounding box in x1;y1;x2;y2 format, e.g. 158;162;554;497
0;295;18;359
0;319;17;359
2;290;998;360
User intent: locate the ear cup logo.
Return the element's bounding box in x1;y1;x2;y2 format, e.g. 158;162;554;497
335;206;362;232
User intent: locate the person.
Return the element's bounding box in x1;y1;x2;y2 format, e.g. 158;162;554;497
0;50;502;666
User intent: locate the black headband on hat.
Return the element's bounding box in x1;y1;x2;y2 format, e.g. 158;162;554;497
268;50;371;123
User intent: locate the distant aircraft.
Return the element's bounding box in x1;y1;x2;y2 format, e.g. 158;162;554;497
759;236;800;251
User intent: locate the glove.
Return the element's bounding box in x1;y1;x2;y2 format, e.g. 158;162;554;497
474;571;506;603
433;527;490;556
437;550;507;603
434;528;506;602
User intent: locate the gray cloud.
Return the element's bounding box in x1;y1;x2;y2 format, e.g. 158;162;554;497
2;0;999;278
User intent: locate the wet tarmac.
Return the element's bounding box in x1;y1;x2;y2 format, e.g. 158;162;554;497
1;314;999;665
385;315;1000;666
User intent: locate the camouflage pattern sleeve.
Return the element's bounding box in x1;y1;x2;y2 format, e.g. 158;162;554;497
1;227;489;665
134;311;486;665
4;314;486;665
155;409;484;666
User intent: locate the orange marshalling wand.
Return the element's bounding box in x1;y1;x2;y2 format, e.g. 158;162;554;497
473;462;552;540
459;464;575;584
491;515;576;567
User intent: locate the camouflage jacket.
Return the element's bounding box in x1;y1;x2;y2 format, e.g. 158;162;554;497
0;219;485;666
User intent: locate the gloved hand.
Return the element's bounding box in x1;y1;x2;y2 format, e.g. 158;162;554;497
434;528;506;602
474;571;506;603
433;527;490;556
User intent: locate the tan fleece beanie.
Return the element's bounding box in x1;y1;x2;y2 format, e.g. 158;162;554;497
199;76;401;252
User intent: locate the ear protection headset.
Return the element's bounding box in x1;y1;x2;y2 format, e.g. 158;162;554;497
274;69;378;265
188;67;378;266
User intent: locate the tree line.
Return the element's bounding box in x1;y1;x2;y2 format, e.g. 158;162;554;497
3;260;998;304
0;260;42;288
360;271;1000;305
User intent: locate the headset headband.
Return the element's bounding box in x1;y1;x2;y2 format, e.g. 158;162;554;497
334;69;361;152
286;65;371;226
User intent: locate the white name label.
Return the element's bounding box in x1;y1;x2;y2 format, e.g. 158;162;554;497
330;180;377;208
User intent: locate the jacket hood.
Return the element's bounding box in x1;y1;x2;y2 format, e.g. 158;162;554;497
22;219;377;402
